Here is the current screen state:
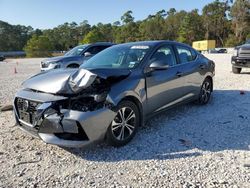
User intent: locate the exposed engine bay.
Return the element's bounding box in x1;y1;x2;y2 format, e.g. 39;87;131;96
64;77;111;112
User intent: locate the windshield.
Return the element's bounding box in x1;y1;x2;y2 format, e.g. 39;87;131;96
64;45;88;56
80;44;151;69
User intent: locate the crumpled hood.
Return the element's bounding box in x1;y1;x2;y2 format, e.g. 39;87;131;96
23;69;76;94
22;68;131;94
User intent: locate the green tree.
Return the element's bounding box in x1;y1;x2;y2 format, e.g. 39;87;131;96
121;10;134;24
225;34;240;47
165;9;188;40
43;21;90;51
24;35;53;57
230;0;250;43
247;33;250;40
178;10;205;44
202;0;231;46
139;10;167;40
81;28;105;44
114;11;140;43
78;20;91;42
0;21;34;51
96;23;114;42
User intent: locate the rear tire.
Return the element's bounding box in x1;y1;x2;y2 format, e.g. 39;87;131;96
106;100;139;147
232;66;241;74
197;78;212;105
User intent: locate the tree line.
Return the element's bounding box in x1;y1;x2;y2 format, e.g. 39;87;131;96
0;0;249;57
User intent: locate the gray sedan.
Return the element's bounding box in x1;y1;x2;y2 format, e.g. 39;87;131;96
13;41;215;147
40;42;113;71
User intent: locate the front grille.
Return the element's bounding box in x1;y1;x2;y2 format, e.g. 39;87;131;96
16;98;41;126
41;61;49;68
239;48;250;58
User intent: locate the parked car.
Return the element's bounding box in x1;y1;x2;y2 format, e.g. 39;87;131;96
208;49;218;54
0;55;5;61
208;48;227;54
217;48;227;53
40;42;114;71
13;41;215;147
232;39;250;74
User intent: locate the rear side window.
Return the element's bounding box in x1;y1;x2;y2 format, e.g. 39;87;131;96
150;45;177;66
191;49;198;60
86;46;109;55
176;46;196;63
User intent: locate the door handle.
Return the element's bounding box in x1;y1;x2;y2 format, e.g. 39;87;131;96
199;64;206;69
176;71;183;77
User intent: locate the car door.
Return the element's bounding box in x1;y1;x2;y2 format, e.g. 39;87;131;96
175;45;202;97
145;45;187;114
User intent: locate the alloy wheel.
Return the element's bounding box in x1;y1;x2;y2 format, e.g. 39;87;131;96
201;81;211;103
111;107;136;141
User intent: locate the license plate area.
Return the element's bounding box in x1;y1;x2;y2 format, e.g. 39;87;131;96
19;111;32;125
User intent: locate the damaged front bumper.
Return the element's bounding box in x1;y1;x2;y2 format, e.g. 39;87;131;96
13;89;116;147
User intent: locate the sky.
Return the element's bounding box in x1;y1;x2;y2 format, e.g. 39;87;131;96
0;0;214;29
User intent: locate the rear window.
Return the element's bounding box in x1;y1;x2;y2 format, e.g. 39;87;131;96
150;45;177;66
86;46;110;55
176;46;196;63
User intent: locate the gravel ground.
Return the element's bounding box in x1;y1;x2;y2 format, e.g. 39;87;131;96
0;55;249;187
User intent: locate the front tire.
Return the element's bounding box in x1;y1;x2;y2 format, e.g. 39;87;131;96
106;100;139;147
232;66;241;74
197;78;212;105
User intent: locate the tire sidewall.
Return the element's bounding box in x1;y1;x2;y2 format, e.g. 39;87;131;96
198;78;212;105
106;100;140;147
232;66;241;74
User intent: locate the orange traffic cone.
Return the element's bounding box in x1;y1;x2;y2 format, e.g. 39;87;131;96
14;67;17;74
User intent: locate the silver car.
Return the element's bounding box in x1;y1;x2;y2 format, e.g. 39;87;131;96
13;41;215;147
40;42;113;71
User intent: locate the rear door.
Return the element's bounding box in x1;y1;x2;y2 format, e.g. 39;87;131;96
174;45;202;97
145;44;187;114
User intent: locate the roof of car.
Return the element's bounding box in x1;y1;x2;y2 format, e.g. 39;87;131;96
116;40;192;48
81;41;192;48
91;42;115;46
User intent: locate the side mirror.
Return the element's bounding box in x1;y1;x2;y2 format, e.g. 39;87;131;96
149;60;169;71
84;52;92;57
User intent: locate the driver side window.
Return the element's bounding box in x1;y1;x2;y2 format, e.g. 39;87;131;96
85;46;107;55
150;45;177;66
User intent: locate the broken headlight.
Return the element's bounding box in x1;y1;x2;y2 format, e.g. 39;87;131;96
70;92;108;112
93;92;108;103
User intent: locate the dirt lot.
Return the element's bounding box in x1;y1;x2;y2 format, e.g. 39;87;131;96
0;55;249;187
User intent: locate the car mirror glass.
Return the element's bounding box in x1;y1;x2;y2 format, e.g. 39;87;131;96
84;52;92;57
